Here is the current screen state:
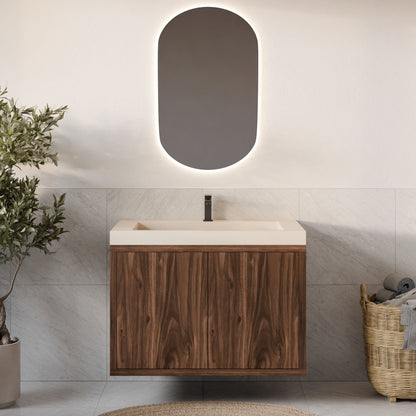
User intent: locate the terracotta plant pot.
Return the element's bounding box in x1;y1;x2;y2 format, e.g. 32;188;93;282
0;339;20;408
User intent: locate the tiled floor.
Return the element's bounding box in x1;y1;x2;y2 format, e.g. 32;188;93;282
1;381;415;416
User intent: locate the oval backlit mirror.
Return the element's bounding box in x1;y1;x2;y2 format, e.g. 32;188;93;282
158;7;258;170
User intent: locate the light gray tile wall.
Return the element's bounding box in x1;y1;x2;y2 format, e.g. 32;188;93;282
305;285;378;381
299;189;396;380
299;189;396;285
0;284;11;330
1;259;11;331
6;188;411;382
106;189;204;231
204;189;299;220
18;189;107;285
0;262;10;286
12;284;106;381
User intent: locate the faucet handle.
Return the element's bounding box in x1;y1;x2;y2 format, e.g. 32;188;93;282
204;195;213;221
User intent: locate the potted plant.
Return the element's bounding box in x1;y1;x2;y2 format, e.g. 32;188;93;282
0;87;67;408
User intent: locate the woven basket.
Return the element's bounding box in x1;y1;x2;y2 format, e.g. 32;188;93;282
360;283;416;402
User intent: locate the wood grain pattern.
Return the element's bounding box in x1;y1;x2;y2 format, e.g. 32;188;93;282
208;251;305;369
246;252;302;369
113;250;207;370
110;245;306;375
208;252;246;369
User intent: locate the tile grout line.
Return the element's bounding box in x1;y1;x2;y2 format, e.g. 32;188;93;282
9;260;12;339
4;262;10;337
394;189;397;273
105;188;109;381
36;187;411;190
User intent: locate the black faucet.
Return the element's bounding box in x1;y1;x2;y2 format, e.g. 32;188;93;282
204;195;213;222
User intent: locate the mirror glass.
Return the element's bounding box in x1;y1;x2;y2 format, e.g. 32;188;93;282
158;7;258;170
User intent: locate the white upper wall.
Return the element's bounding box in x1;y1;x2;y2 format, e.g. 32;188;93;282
2;0;416;188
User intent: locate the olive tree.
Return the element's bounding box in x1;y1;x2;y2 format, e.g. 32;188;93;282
0;87;67;344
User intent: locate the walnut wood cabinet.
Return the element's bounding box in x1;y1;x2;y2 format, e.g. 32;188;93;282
110;246;306;376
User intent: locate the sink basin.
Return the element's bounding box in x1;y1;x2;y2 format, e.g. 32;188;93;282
134;220;283;231
110;220;306;245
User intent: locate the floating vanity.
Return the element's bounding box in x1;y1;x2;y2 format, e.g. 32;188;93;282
110;220;306;376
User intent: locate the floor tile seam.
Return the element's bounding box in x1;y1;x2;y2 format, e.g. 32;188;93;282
94;380;108;413
294;380;312;413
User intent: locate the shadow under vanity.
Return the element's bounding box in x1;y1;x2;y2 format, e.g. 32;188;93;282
109;205;306;376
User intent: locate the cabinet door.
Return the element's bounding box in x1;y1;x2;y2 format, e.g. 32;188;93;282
208;251;305;369
114;251;207;369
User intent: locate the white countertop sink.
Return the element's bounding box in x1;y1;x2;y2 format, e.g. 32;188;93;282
110;220;306;246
